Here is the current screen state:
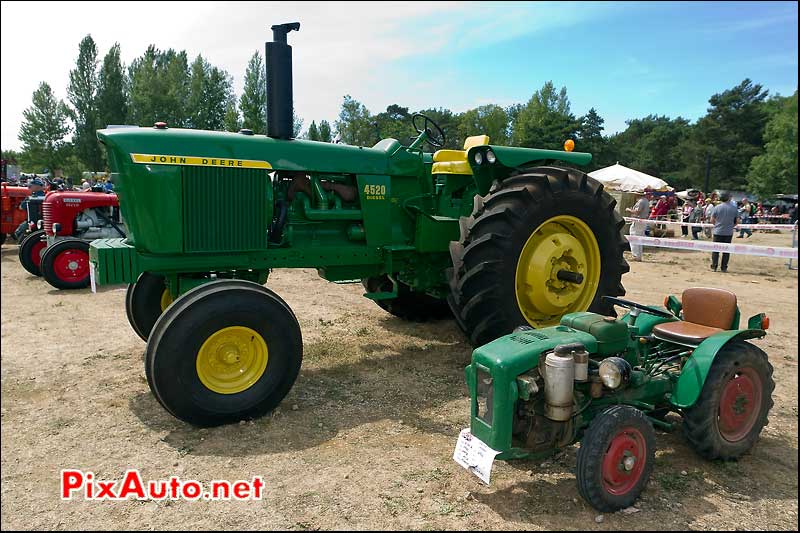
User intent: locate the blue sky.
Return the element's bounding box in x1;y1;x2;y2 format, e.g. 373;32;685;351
1;1;797;150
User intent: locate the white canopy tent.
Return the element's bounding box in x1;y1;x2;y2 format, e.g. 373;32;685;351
588;163;672;193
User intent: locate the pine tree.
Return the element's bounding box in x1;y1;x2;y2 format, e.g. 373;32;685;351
239;51;267;134
97;43;129;127
224;95;242;132
18;82;72;174
307;120;319;140
68;35;103;170
318;120;332;143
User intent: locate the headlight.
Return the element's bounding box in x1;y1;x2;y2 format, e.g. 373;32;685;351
486;150;496;164
598;357;631;389
474;152;483;165
36;220;43;229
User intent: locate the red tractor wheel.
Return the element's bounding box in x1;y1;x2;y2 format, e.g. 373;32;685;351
682;341;774;460
40;238;91;290
576;405;656;512
18;229;47;277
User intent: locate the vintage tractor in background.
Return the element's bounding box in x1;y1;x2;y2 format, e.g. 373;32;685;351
457;287;774;511
19;189;124;289
89;22;629;426
1;181;29;245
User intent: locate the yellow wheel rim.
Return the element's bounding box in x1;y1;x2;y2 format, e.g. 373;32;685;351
159;289;173;312
196;326;269;395
515;215;601;327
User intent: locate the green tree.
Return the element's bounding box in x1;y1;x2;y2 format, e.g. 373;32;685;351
335;95;374;146
293;111;303;138
416;107;462;149
577;108;606;170
68;35;103;170
97;43;129;127
682;79;769;191
373;104;415;145
18;82;72;174
318;119;332;142
512;81;580;149
128;46;190;127
747;91;798;197
239;51;266;134
223;95;241;132
458;104;510;146
162;50;190;127
187;55;233;130
307;120;320;140
608;115;691;184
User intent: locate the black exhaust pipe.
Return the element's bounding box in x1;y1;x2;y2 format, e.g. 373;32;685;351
266;22;300;140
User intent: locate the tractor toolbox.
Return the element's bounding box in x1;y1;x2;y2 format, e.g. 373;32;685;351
559;312;628;354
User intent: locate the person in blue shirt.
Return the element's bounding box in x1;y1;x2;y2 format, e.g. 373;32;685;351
709;192;740;272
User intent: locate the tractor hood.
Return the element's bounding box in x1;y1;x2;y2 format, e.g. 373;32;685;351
97;127;422;177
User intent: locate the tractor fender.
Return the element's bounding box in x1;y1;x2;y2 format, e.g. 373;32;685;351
670;329;766;409
466;145;592;196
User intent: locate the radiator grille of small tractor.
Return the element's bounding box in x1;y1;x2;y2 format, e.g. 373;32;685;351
182;166;269;252
42;202;52;234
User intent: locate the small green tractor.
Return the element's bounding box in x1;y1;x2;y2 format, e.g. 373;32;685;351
457;287;774;511
90;23;628;426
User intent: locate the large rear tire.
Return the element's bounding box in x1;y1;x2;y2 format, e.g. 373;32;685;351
362;275;451;322
18;229;47;277
40;238;91;289
145;280;302;427
125;272;173;341
682;341;774;460
447;167;628;346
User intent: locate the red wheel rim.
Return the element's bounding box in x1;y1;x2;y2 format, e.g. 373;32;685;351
52;248;89;282
31;240;46;267
718;367;761;442
601;427;647;496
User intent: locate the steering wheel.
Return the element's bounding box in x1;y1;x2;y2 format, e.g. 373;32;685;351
602;296;674;319
411;113;446;148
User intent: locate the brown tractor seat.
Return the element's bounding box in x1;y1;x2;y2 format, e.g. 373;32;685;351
652;287;737;345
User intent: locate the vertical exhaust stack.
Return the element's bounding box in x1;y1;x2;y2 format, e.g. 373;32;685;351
266;22;300;140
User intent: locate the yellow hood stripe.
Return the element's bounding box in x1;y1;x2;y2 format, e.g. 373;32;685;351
131;153;272;169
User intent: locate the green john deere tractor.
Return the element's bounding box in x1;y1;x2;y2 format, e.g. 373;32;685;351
89;23;628;426
458;287;774;511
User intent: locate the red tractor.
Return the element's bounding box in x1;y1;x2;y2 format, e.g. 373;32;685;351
0;182;29;245
18;190;125;289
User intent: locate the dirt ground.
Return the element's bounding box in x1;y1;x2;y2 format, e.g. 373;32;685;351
1;230;797;531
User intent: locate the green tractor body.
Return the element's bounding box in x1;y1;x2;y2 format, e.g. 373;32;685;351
459;290;773;512
89;22;630;428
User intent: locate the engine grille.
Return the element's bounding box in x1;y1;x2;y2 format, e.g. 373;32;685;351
42;201;52;234
181;166;270;252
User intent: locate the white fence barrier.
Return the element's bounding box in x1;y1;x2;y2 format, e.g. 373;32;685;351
626;235;798;259
624;217;797;231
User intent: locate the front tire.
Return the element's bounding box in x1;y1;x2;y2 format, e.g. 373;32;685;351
362;275;451;322
448;167;629;346
682;341;774;460
576;405;656;512
40;238;91;289
145;280;302;427
125;272;173;341
18;229;47;277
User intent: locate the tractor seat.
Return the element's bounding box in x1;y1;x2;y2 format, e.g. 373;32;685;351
652;287;737;345
432;135;490;175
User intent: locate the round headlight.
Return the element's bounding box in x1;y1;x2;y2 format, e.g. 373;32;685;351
486;150;497;164
598;357;631;389
474;152;483;165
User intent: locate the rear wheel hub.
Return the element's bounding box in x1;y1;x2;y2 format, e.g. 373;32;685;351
515;215;601;326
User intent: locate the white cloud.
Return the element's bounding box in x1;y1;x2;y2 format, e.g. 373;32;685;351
1;1;607;150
